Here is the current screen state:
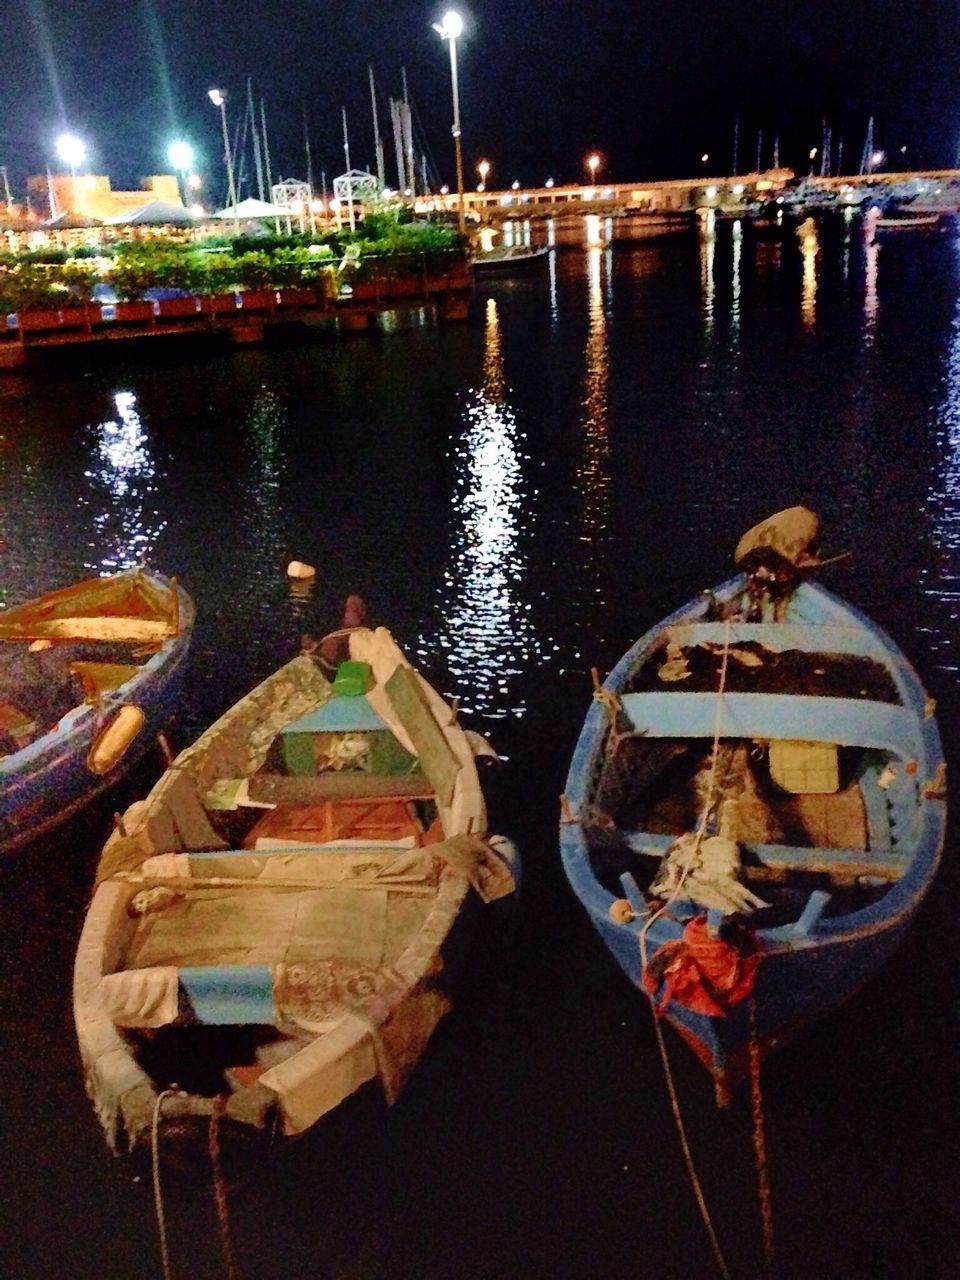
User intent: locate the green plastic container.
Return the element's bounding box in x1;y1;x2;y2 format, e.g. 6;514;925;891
333;659;372;697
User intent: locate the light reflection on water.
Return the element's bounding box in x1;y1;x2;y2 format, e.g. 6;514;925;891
416;297;551;718
926;262;960;670
576;245;612;604
84;389;163;573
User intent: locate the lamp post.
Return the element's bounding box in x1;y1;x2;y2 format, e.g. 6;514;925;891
167;140;194;207
586;152;600;186
433;11;465;235
56;132;86;215
477;158;489;192
208;88;239;233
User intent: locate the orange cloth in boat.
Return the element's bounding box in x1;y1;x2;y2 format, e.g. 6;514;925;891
643;916;762;1017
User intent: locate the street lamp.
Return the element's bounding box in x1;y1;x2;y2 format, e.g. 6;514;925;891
432;11;465;235
586;153;600;185
167;140;194;206
477;158;490;193
56;132;86;214
700;152;709;176
208;88;239;233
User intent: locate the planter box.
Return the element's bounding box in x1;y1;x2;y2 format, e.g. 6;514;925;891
156;296;200;319
58;305;94;330
18;309;65;332
276;287;318;308
112;301;155;325
199;293;240;316
237;290;276;312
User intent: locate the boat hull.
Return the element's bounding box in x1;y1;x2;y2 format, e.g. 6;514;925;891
0;572;194;854
561;575;946;1095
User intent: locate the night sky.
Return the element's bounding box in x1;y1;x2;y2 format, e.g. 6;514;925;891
2;0;960;204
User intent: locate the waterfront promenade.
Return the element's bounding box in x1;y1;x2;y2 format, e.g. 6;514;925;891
0;261;472;370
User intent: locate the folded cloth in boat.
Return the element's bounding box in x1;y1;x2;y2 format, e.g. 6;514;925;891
650;833;768;916
433;834;516;902
98;966;179;1027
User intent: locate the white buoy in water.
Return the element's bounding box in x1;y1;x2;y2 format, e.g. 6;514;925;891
287;561;316;580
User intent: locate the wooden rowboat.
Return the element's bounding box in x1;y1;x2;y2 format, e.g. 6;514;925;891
561;509;947;1102
0;568;194;854
74;624;516;1176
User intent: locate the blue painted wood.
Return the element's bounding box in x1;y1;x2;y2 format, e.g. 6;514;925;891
280;694;386;734
179;964;275;1024
620;691;920;755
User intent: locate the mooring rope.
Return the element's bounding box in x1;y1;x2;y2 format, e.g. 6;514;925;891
636;616;734;1280
151;1089;176;1280
748;999;776;1276
209;1096;238;1280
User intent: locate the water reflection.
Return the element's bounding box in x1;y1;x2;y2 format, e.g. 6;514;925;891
799;218;818;329
418;298;547;718
926;268;960;671
730;220;743;343
239;387;287;600
699;209;716;337
574;246;612;610
864;238;879;338
85;389;163;573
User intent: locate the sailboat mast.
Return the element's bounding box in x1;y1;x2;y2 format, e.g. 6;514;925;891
401;67;415;193
342;106;355;231
369;66;385;192
260;98;274;195
248;78;266;202
303;104;314;192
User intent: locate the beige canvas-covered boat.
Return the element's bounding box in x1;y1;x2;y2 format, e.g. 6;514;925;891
74;625;516;1175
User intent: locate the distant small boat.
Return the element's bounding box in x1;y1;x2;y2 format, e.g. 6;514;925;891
875;211;941;230
561;508;946;1103
75;621;516;1176
0;568;193;854
470;244;551;276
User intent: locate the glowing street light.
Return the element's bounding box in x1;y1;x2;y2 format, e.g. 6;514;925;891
208;88;239;232
871;150;885;171
56;132;86;213
477;158;490;192
700;152;709;176
433;11;466;234
167;139;194;205
586;153;600;182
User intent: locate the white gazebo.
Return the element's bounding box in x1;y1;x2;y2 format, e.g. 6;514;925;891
332;170;379;231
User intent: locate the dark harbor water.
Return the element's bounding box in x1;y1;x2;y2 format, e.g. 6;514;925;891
1;213;958;1280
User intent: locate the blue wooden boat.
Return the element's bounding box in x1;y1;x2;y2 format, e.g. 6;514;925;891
0;568;194;854
561;509;947;1102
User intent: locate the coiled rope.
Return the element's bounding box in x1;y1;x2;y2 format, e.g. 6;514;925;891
151;1089;176;1280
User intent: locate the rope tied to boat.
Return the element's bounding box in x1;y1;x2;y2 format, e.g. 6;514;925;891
749;998;776;1277
151;1088;176;1280
628;616;736;1280
209;1095;238;1280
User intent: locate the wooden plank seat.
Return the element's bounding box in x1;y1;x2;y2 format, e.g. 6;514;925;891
606;828;908;882
665;622;889;660
243;771;433;804
619;691;920;756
